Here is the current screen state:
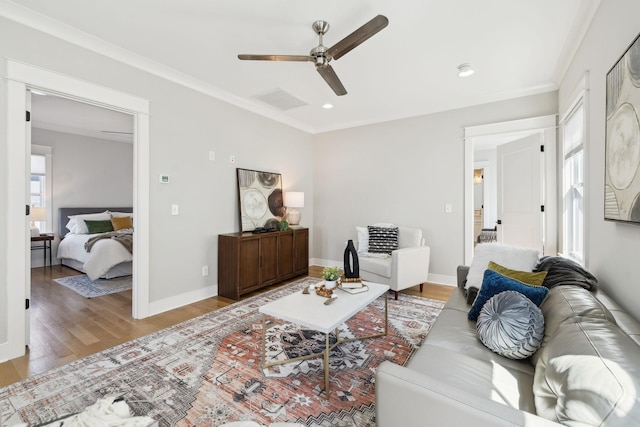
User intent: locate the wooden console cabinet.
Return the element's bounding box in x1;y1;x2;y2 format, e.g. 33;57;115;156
218;228;309;300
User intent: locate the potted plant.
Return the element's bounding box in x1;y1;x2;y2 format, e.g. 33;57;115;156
322;266;341;289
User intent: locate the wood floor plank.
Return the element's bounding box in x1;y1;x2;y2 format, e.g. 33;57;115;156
0;264;454;388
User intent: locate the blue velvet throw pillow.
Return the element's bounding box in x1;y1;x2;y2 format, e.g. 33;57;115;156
468;269;549;321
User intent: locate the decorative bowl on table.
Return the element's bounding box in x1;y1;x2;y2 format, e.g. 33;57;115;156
315;284;334;298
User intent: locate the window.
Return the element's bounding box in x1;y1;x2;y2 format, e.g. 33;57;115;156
31;145;52;232
561;101;585;263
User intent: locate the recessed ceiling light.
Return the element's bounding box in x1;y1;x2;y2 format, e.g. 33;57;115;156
457;63;475;77
322;103;334;109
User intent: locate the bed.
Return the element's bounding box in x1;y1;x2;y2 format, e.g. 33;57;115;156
57;207;134;280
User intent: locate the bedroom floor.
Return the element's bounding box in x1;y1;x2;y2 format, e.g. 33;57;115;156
0;265;453;387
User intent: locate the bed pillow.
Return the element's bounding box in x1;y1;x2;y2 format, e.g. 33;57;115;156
465;243;540;291
111;215;133;231
488;261;547;287
66;211;111;234
84;219;114;234
468;269;549;321
109;211;133;218
477;290;545;359
367;225;399;254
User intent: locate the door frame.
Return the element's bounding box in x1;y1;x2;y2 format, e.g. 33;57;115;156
463;115;557;265
2;59;151;361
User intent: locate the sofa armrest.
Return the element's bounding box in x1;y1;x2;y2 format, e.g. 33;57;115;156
457;265;470;290
375;361;560;427
390;245;430;288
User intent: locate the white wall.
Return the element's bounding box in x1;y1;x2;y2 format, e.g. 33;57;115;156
559;0;640;322
312;92;558;284
0;13;314;343
29;128;134;267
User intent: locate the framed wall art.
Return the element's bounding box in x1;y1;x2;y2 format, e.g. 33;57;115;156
236;168;285;232
605;31;640;223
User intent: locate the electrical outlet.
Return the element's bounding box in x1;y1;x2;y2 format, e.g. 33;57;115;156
209;151;215;161
445;203;453;213
229;155;236;163
202;266;209;276
171;204;179;215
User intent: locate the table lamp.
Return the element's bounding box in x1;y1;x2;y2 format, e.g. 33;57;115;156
30;207;46;237
284;192;304;225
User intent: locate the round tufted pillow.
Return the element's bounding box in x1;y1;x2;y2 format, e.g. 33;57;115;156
476;290;545;359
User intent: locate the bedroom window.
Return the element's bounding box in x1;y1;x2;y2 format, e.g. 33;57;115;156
31;145;53;232
561;99;585;264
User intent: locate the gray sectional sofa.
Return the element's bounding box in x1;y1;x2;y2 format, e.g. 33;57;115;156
375;264;640;426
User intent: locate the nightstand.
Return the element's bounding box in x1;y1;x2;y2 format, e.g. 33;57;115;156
31;233;54;267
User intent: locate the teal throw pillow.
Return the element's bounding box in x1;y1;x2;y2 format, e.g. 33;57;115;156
84;219;114;234
468;269;549;321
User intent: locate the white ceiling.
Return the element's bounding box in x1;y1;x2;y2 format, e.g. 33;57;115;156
3;0;601;134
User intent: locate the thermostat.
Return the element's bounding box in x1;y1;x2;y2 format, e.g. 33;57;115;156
159;174;170;184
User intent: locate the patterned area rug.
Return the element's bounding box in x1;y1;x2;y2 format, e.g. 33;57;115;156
53;274;132;298
0;277;445;426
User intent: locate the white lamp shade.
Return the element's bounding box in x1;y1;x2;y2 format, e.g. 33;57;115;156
284;192;304;208
31;207;46;222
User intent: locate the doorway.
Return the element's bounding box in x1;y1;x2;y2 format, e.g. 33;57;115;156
29;93;135;344
3;60;150;362
463;115;558;265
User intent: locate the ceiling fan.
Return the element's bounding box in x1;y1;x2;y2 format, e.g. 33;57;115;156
238;15;389;96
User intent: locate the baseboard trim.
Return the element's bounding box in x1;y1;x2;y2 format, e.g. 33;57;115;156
148;284;218;317
310;258;456;287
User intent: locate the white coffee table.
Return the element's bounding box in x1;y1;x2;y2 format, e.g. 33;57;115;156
259;281;389;397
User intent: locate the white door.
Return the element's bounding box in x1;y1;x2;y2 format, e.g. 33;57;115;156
26;91;32;344
1;80;29;361
496;134;543;251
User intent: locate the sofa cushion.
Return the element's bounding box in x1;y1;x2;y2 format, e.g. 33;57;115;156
532;285;640;425
533;315;640;425
359;256;391;279
409;343;537;413
425;288;536;375
466;243;540;290
468;269;549;321
477;290;544;360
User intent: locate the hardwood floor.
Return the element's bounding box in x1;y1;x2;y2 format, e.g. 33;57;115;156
0;265;454;388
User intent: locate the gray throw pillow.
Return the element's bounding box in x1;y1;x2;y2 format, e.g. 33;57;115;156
476;290;545;360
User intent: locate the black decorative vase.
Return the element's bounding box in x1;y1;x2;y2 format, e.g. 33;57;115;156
343;239;360;278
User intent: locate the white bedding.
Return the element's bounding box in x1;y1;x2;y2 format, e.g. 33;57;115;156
58;232;133;280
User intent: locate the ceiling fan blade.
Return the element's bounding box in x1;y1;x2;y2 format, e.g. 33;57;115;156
238;54;313;62
327;15;388;61
317;65;347;96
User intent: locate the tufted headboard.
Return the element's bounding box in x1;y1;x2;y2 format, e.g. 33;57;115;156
59;207;133;238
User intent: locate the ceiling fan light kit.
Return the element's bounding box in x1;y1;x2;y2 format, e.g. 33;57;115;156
238;15;389;96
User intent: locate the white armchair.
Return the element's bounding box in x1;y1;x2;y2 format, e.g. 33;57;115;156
357;225;431;299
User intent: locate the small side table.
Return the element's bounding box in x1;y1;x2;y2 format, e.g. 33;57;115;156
31;233;54;267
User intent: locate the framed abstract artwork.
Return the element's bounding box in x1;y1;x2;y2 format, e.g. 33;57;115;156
605;32;640;223
236;168;285;232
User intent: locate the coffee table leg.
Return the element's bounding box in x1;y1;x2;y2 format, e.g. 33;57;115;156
261;314;267;368
384;292;388;336
324;333;330;397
